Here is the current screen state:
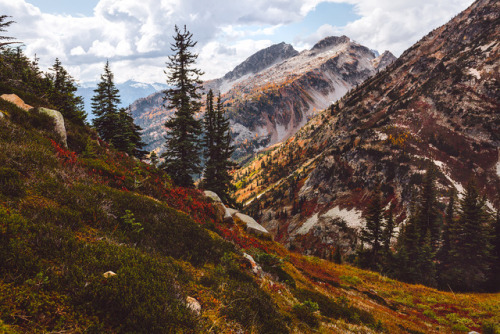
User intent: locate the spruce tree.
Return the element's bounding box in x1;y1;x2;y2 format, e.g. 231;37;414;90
359;189;384;268
449;179;492;291
161;25;203;188
438;189;457;286
487;208;500;291
0;15;18;47
202;92;236;204
47;58;86;124
417;164;441;251
113;108;147;159
92;61;121;143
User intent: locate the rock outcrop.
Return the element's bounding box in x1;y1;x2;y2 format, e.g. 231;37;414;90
0;94;33;111
38;107;67;148
186;296;201;316
234;213;270;238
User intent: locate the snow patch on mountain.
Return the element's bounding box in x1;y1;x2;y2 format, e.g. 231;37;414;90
323;206;364;229
296;213;319;235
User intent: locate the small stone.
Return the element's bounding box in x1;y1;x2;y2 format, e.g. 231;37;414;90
103;271;117;278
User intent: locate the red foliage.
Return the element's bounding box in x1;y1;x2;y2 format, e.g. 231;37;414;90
50;139;77;166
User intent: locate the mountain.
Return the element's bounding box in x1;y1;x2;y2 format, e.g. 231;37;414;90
78;80;168;119
235;0;499;257
129;38;395;158
1;88;499;333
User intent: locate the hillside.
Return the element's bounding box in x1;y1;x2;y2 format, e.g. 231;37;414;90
1;62;499;333
129;37;395;160
234;0;499;258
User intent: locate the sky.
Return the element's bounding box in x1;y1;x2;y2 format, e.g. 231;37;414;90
0;0;474;86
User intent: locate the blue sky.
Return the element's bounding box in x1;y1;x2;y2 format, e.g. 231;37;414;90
0;0;474;85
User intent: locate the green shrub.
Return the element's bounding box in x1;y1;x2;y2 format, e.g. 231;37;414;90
292;300;320;328
0;167;25;197
253;252;296;287
221;281;289;334
293;289;377;327
482;322;499;334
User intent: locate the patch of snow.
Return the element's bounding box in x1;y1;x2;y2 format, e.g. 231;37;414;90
433;159;465;197
375;131;388;141
323;206;364;229
296;213;319;235
467;68;481;80
496;154;500;178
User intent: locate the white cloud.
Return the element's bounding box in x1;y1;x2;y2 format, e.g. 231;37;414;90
0;0;475;86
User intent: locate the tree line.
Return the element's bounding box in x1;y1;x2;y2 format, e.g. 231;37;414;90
357;165;500;292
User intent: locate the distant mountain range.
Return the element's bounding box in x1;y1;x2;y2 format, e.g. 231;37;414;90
128;37;395;158
235;0;499;256
78;80;167;119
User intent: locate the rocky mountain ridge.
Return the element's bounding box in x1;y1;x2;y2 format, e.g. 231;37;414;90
129;36;395;159
234;0;499;256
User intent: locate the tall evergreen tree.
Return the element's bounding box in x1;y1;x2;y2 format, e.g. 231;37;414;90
447;179;492;291
47;58;86;124
359;189;384;268
438;188;457;286
202;91;235;204
487;208;500;291
0;15;18;48
92;61;121;142
417;164;441;251
114;108;148;159
161;25;203;188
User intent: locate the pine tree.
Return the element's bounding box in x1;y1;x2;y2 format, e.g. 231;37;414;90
47;58;86;124
0;15;18;48
114;108;147;159
149;151;159;168
447;179;492;291
487;208;500;291
359;189;384;268
438;189;457;286
92;61;121;142
417;164;441;251
161;25;203;188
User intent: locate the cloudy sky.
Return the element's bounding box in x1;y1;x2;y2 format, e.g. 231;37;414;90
1;0;474;86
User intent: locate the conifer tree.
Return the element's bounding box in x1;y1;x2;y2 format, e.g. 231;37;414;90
438;188;457;286
487;208;500;291
92;61;121;142
113;108;147;159
202;91;235;204
359;189;384;268
47;58;86;124
149;151;159;168
161;25;203;188
0;15;18;48
448;179;492;291
417;164;441;251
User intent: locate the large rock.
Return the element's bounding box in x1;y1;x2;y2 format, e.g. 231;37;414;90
204;190;222;202
234;213;270;238
38;107;67;148
186;296;201;315
243;253;262;276
0;94;33;111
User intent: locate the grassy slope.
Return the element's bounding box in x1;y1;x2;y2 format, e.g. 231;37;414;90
0;90;498;334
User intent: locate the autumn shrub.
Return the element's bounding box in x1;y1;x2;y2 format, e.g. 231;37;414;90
0;167;24;198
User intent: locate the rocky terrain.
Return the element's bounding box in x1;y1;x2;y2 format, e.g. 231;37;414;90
129;37;395;160
235;0;499;256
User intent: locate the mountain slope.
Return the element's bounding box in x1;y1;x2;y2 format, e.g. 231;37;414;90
1;52;499;333
129;37;395;159
235;0;499;255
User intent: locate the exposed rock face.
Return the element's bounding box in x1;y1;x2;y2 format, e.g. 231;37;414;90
130;37;395;161
236;0;499;256
38;107;67;148
204;190;233;224
234;213;270;237
0;94;33;111
222;42;298;82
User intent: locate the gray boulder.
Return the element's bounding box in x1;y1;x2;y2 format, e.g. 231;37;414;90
0;111;4;119
204;190;222;202
38;107;67;148
234;213;270;238
186;296;201;315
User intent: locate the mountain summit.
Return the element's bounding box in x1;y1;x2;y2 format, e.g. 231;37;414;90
130;37;395;159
